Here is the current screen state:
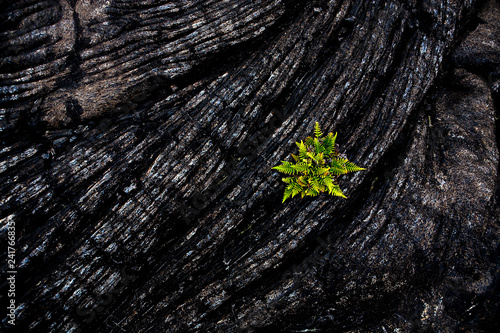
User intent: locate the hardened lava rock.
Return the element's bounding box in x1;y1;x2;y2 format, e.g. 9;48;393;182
0;0;498;332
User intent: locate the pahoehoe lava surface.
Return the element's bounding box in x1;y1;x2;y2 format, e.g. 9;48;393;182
0;0;498;332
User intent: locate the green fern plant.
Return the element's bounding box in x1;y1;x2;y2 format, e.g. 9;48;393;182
273;122;365;202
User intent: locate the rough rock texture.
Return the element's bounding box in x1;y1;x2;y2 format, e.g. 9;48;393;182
0;0;498;332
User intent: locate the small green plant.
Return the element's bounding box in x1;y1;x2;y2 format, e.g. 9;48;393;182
273;122;365;202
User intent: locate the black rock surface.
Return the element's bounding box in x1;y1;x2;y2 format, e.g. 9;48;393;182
0;0;498;332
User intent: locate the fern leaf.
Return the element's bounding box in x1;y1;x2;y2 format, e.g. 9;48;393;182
306;187;320;197
290;181;302;197
291;154;300;162
306;152;318;162
273;161;297;175
316;152;325;165
315;176;327;192
343;160;366;173
292;162;309;173
317;167;330;175
297;176;308;187
282;177;293;183
330;158;348;175
323;132;337;155
329;184;347;198
314;122;323;138
296;141;308;160
311;177;321;192
313;138;324;154
304;136;314;147
283;188;293;202
322;176;335;193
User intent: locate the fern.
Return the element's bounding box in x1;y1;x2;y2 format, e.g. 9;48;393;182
296;141;308;160
273;122;365;202
292;162;309;173
330;158;349;175
313;138;324;154
272;161;297;175
304;136;314;147
322;132;337;156
314;122;323;138
343;160;366;173
329;184;347;198
282;187;293;202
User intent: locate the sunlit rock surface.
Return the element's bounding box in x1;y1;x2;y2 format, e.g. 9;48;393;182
0;0;498;332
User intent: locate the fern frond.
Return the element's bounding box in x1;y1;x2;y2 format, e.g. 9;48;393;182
311;177;322;192
317;167;330;176
296;141;308;160
291;154;300;162
316;152;325;165
343;160;366;173
313;138;324;154
292;162;309;173
330;184;347;199
330;158;348;175
283;187;293;202
282;177;293;183
322;176;335;193
315;176;328;192
306;187;320;197
329;184;347;198
322;132;337;155
291;181;302;197
304;136;314;146
297;176;308;187
272;161;297;175
314;122;323;138
306;151;319;162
